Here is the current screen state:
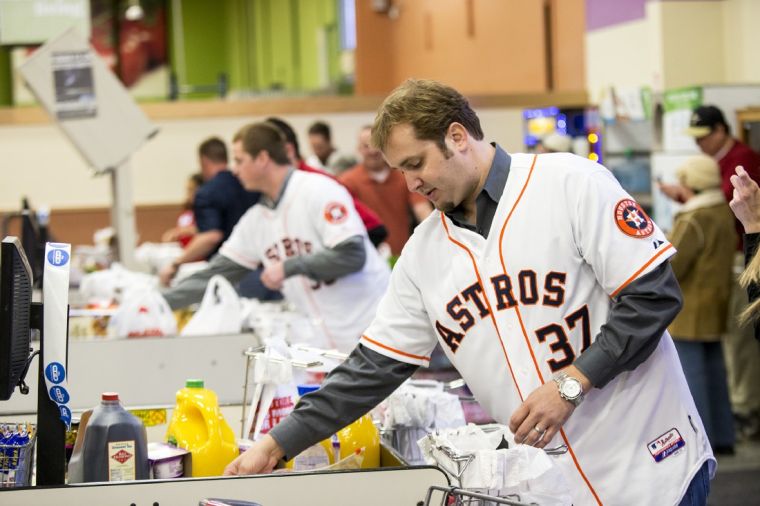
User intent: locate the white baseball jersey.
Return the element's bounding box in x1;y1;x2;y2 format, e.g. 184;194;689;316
361;153;714;505
221;170;390;353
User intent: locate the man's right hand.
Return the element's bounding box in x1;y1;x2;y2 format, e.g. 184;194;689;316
159;262;179;287
224;434;285;476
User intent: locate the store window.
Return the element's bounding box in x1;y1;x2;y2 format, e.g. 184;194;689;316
10;0;168;105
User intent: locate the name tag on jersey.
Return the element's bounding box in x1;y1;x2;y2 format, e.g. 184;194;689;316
648;428;685;462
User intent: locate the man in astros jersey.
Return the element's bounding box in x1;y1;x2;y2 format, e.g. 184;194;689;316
225;81;715;506
164;122;390;354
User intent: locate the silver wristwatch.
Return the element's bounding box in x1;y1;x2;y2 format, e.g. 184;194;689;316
553;372;584;407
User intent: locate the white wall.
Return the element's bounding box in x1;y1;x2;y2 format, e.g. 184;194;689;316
585;18;654;102
657;0;725;90
0;108;526;211
585;0;760;102
723;0;760;84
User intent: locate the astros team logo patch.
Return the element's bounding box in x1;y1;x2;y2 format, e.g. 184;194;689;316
324;202;348;224
615;199;654;238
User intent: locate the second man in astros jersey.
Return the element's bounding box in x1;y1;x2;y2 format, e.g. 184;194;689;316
164;122;390;353
225;81;714;506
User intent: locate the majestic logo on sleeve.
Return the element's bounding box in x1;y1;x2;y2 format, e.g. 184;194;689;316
324;202;348;224
615;199;654;238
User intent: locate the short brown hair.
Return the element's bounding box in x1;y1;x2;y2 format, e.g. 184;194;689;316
233;122;290;165
308;121;331;141
371;79;484;153
198;137;228;163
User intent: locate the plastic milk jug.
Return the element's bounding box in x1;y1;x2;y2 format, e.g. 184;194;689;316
76;392;150;482
166;379;238;477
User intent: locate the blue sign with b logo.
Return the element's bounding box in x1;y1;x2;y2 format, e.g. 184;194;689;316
59;405;72;427
47;249;69;267
49;386;70;404
45;362;66;384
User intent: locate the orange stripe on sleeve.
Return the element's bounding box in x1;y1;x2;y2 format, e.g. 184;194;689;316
610;243;674;298
361;335;431;362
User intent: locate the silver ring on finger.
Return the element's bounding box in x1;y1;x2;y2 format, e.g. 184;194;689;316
532;424;544;434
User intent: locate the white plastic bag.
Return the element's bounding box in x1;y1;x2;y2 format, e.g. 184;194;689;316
79;263;157;303
181;275;243;336
418;424;573;506
108;288;178;338
135;242;183;273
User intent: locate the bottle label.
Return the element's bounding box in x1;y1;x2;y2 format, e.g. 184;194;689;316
108;440;136;481
292;443;330;471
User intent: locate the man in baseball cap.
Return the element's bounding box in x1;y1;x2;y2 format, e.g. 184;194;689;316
661;104;760;236
684;105;729;139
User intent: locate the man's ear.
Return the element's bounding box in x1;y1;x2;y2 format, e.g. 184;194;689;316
255;150;271;166
285;143;297;163
447;122;469;152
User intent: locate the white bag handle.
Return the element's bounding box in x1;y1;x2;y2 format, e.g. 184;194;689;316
200;275;239;309
180;275;243;336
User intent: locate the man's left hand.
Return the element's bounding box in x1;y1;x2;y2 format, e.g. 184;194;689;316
509;365;591;448
261;262;286;290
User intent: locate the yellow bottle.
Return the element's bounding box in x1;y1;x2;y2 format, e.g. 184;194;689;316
335;413;380;468
285;412;380;470
166;379;238;477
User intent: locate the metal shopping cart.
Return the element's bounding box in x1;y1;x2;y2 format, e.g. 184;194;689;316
420;425;571;506
0;423;36;488
423;485;538;506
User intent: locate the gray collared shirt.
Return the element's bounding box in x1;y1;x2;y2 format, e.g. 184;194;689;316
445;143;510;239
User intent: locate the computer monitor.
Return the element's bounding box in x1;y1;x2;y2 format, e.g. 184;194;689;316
0;236;33;401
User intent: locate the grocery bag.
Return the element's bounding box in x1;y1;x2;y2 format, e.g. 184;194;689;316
135;242;183;273
181;275;243;336
79;263;157;303
108;288;178;338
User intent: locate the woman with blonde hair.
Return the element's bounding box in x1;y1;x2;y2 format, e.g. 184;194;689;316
729;165;760;337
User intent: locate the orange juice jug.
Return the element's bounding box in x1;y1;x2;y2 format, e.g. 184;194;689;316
335;413;380;468
285;413;380;470
166;379;238;477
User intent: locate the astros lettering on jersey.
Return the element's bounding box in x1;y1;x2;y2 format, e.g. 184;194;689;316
361;153;714;505
221;170;390;353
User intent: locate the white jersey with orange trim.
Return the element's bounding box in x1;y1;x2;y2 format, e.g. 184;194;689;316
221;170;390;353
361;153;714;505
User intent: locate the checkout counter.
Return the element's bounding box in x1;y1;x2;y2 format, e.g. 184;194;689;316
0;331;451;505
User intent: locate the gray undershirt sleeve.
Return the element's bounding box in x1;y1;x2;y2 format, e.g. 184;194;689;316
574;261;683;389
162;254;251;310
283;235;366;282
268;344;418;459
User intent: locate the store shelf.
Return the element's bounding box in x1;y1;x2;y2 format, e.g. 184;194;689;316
0;90;588;126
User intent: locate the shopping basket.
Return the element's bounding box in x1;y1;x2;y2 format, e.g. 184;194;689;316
0;423;36;488
424;485;538;506
420;425;571;506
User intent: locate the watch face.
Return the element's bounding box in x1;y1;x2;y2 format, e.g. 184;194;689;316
562;379;582;398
